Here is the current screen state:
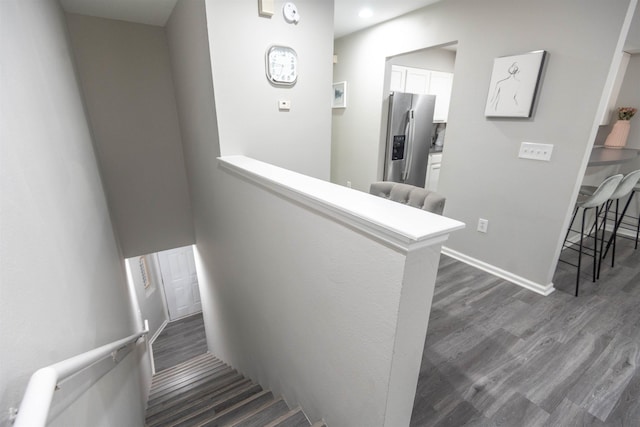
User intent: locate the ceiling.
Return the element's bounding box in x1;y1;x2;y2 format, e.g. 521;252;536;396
59;0;442;38
60;0;639;49
333;0;442;38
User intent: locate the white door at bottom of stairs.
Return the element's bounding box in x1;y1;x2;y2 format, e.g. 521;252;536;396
157;246;202;320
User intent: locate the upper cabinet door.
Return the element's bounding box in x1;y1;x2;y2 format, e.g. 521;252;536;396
390;65;406;92
389;65;454;122
404;67;431;94
429;71;454;122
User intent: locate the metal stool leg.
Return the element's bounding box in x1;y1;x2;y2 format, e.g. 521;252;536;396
576;208;587;297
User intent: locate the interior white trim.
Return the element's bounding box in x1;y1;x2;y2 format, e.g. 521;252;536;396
218;156;465;253
148;319;168;376
149;319;169;345
442;247;555;296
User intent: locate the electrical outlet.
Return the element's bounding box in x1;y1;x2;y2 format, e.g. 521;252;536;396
519;142;553;161
477;218;489;233
346;181;352;188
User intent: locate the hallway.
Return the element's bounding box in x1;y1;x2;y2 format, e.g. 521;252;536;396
152;312;208;372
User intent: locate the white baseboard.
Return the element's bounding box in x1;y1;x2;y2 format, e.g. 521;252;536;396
441;247;555;296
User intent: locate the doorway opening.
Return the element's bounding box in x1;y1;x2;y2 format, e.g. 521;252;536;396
125;245;207;373
379;42;458;192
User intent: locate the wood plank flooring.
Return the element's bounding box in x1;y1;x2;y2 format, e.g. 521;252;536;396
152;312;208;372
410;237;640;426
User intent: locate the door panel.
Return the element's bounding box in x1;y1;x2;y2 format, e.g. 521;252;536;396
158;246;202;320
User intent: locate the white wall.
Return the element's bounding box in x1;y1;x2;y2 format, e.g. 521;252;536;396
332;0;636;291
205;156;461;427
0;1;145;425
66;14;195;258
165;0;221;244
127;255;168;339
204;0;333;180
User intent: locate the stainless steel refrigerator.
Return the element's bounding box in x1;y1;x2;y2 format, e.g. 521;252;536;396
383;92;436;188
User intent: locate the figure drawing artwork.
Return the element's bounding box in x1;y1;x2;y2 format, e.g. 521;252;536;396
485;50;546;118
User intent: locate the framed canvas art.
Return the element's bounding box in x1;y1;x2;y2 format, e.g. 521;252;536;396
332;81;347;108
485;50;547;118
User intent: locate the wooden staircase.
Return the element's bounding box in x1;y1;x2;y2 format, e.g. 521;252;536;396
145;353;326;427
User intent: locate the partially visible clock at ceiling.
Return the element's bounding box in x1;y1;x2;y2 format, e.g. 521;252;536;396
265;45;298;86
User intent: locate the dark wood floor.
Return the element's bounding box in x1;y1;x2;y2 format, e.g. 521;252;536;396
152;312;208;372
410;236;640;426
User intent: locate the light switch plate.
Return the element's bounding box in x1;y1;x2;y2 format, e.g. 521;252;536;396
519;142;553;161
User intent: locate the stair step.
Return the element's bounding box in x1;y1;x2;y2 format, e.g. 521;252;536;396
162;383;265;426
152;357;224;387
152;360;221;387
228;398;290;427
145;352;320;427
152;353;218;380
147;373;246;417
263;407;311;427
148;368;236;407
310;422;326;427
195;390;275;427
150;362;228;395
146;378;253;425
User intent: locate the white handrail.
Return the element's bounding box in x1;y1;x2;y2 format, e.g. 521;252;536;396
12;320;149;426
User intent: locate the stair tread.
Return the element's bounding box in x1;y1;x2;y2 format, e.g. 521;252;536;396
146;378;253;425
197;390;274;427
147;374;247;416
148;368;237;407
145;353;319;427
152;359;221;385
152;358;224;387
152;353;219;379
159;384;265;427
228;398;289;427
150;363;229;396
263;407;311;427
309;422;326;427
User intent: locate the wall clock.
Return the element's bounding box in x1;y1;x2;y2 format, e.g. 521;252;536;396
265;45;298;86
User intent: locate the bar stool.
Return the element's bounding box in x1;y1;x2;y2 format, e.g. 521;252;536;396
561;174;623;296
599;172;640;266
580;170;640;274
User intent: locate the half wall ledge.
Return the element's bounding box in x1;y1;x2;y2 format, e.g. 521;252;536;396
217;155;465;253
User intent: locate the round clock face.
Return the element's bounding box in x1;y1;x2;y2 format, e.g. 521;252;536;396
266;45;298;86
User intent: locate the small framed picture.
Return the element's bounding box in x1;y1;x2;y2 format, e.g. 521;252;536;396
332;81;347;109
485;50;547;118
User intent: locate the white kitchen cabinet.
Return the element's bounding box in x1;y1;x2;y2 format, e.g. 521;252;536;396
390;65;454;122
389;67;406;92
405;67;431;94
428;71;454;122
425;153;442;192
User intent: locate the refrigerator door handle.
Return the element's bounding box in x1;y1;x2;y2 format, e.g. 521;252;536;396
402;109;415;181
